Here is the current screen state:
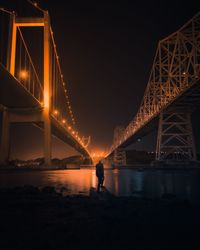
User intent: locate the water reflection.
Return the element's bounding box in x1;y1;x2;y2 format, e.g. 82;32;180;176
121;169;200;203
0;169;199;203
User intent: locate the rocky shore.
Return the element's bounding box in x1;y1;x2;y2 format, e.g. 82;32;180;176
0;186;199;250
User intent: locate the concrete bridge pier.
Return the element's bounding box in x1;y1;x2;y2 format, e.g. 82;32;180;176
43;109;52;167
0;109;10;164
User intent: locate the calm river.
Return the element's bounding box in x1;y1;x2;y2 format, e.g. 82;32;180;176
0;168;200;203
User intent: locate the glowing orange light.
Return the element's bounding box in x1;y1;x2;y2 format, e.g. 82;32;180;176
19;70;28;79
62;119;66;124
54;110;59;115
44;91;49;108
72;131;75;135
68;126;71;130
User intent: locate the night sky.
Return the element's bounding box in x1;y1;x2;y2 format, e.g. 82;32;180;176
1;0;200;159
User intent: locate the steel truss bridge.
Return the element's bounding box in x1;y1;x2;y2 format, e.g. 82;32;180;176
109;12;200;165
0;4;92;165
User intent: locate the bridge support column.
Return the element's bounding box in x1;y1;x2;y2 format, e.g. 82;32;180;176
114;148;126;166
0;110;10;165
156;110;196;161
43;11;51;166
43;110;51;166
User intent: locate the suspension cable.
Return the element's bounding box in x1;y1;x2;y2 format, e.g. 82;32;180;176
50;26;76;125
17;27;43;93
27;0;46;13
0;8;14;15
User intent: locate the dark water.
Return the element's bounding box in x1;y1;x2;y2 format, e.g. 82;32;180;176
0;168;200;203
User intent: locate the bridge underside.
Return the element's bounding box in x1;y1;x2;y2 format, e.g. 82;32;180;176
0;64;91;162
109;79;200;157
0;64;40;109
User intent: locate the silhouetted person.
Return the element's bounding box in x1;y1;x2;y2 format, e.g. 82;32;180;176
96;160;104;193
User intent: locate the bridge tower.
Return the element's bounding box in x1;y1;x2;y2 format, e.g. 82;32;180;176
0;12;52;166
113;148;126;166
113;126;126;166
156;110;196;162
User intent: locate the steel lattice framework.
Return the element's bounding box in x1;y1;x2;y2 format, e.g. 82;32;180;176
156;111;196;160
110;12;200;155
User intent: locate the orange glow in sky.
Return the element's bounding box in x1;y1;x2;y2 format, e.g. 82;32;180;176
91;150;106;164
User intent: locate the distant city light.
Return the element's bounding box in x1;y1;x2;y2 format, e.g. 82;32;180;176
91;151;106;159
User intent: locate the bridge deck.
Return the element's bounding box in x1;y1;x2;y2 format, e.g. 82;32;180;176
118;79;200;149
0;63;90;159
0;64;40;109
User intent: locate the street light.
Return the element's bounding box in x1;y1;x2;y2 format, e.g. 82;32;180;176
19;70;28;80
54;110;59;115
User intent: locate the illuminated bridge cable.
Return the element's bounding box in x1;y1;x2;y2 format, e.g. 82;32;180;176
27;1;80;133
0;8;14;66
17;27;43;102
0;11;4;63
0;8;14;15
49;27;76;126
27;0;46;13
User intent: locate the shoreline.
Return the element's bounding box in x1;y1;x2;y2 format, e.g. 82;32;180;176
0;167;200;173
0;165;200;171
0;185;199;249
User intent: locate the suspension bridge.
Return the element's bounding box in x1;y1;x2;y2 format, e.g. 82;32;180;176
0;5;92;165
0;4;200;167
109;12;200;165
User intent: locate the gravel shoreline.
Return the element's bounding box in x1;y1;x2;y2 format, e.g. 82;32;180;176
0;186;199;250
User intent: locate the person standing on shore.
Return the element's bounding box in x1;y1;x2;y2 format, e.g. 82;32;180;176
95;160;104;193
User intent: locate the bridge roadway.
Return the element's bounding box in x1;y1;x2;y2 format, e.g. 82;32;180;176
0;63;91;160
110;76;200;154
